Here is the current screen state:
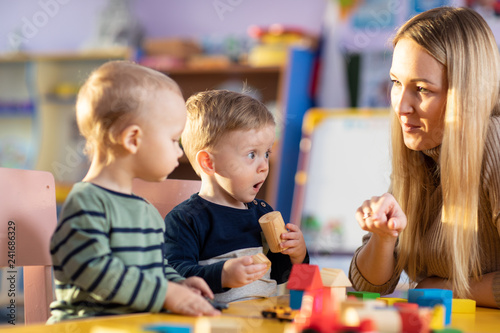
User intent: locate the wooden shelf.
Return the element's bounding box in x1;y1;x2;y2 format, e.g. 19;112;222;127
164;64;282;75
0;52;284;205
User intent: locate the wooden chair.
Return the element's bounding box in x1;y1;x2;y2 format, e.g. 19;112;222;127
0;168;57;324
132;178;202;218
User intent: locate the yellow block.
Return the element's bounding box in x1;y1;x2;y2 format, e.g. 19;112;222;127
452;298;476;313
376;297;407;306
430;304;446;330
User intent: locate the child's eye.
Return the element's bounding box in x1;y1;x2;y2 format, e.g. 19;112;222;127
248;152;255;159
265;151;271;159
417;86;429;93
391;79;401;87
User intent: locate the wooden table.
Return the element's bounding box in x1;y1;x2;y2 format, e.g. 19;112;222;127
1;295;498;333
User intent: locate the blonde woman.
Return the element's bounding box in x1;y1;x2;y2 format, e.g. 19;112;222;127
349;6;500;308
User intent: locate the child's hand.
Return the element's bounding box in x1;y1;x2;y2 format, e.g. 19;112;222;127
280;223;307;264
180;276;214;299
164;282;220;316
221;256;268;288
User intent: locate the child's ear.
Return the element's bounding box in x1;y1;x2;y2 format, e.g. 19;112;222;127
120;125;142;154
196;150;214;175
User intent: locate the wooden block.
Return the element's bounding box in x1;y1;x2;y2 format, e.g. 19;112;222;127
320;268;352;287
252;253;271;271
452;298;476;313
430;304;446;331
432;329;463;333
208;318;241;333
377;297;407;306
143;323;192;332
339;299;386;317
347;291;380;300
408;289;452;325
394;302;418;310
355;308;402;333
399;307;431;333
259;211;288;253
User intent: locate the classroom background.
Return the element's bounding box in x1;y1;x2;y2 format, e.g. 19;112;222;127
0;0;499;324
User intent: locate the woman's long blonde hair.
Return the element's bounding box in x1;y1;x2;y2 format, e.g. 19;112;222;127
391;7;500;298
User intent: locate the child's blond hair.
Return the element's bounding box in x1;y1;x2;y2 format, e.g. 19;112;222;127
76;60;181;165
183;90;275;175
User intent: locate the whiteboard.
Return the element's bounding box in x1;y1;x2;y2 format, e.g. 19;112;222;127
292;109;392;253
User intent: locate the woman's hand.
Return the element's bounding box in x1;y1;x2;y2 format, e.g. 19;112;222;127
355;193;407;239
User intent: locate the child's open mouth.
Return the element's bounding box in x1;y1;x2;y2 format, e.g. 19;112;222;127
253;181;263;190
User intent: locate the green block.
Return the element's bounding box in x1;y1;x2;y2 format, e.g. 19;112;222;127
431;328;463;333
347;291;381;300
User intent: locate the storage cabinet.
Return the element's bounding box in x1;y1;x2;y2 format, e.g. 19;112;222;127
0;58;36;170
0;53;284;204
0;51;129;203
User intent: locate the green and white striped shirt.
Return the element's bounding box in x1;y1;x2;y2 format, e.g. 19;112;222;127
49;182;184;323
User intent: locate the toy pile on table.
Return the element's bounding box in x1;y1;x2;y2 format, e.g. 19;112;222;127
262;263;474;333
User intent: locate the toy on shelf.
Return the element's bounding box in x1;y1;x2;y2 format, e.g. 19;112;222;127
246;24;317;67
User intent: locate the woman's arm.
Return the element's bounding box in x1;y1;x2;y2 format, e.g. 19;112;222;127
355;233;398;285
416;272;499;308
352;193;407;286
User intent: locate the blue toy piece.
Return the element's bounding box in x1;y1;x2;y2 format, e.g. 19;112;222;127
408;289;453;325
290;289;304;310
143;323;192;333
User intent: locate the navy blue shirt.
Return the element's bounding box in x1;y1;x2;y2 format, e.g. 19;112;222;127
164;194;308;293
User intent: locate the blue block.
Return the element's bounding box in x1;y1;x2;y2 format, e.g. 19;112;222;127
144;323;192;333
408;289;452;325
290;289;304;310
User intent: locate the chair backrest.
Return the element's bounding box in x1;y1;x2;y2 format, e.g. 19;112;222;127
0;167;57;324
132;178;202;218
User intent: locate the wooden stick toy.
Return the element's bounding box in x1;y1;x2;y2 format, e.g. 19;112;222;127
259;211;288;253
252;253;271;271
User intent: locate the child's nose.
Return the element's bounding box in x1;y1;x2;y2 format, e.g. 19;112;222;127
257;158;269;173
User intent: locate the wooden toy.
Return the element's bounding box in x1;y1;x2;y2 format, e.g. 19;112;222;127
398;307;432;333
252;253;272;271
208;318;241;333
356;307;403;332
408;289;452;325
287;264;323;310
339;298;386;320
431;328;463;333
261;306;299;322
321;268;352;304
347;291;381;301
291;286;432;333
377;297;407;306
430;304;446;331
143;323;192;332
452;298;476;313
259;211;288;253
